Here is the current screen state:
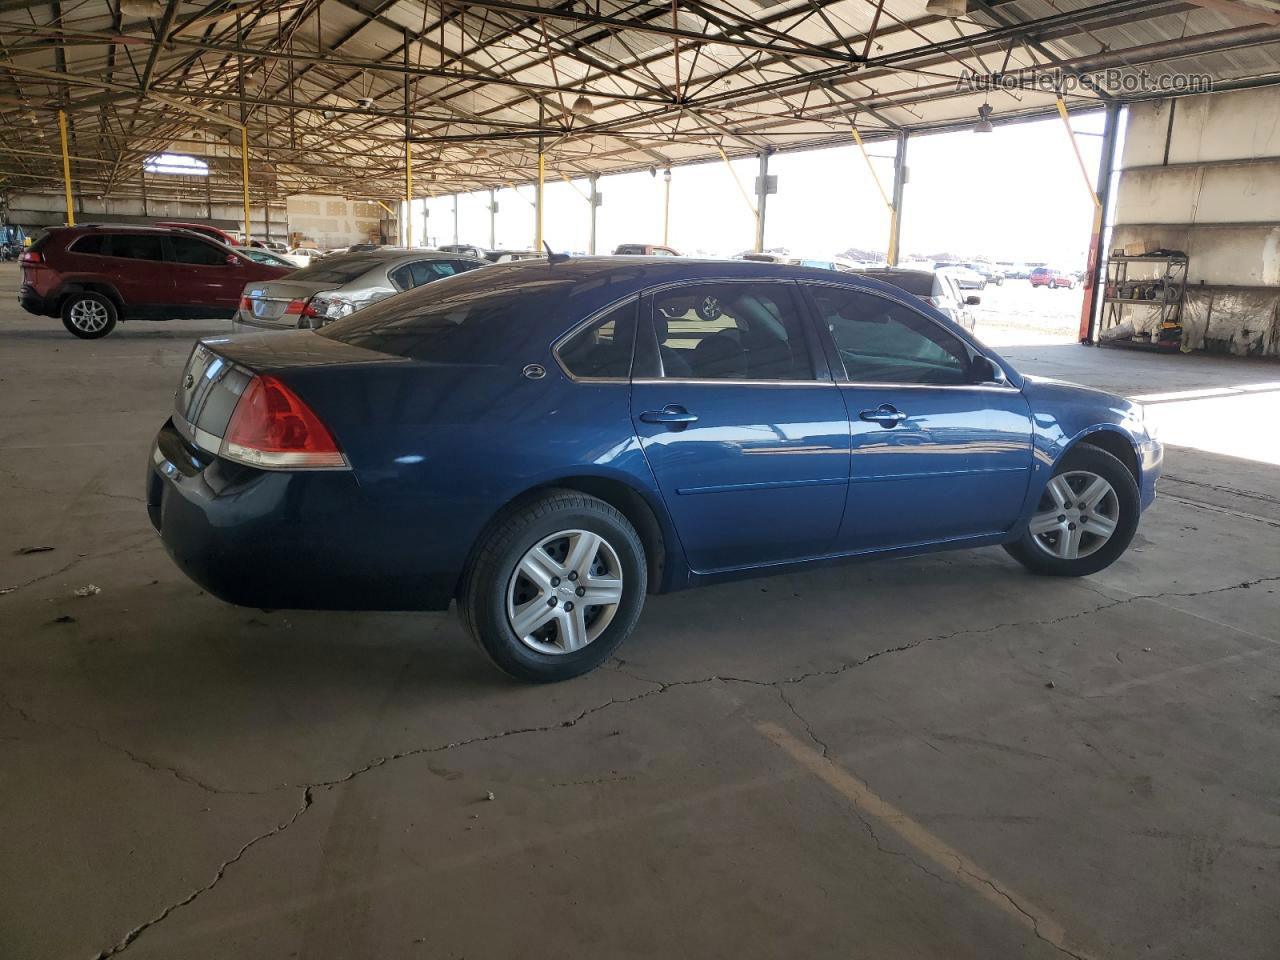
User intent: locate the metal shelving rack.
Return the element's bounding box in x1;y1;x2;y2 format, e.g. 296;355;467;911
1099;253;1189;351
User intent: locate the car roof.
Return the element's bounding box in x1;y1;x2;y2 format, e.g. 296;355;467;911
463;256;952;306
53;223;184;235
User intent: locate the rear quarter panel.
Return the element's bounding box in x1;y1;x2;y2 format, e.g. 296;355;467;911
278;360;674;594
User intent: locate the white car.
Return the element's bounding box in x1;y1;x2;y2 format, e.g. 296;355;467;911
851;266;980;331
285;247;323;268
933;262;987;290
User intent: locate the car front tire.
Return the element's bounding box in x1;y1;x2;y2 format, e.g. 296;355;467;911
61;292;118;339
1004;445;1140;577
460;489;648;682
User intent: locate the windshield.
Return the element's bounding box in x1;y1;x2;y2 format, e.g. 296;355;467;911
286;255;382;284
320;268;573;361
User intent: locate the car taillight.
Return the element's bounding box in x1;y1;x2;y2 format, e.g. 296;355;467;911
239;295;253;312
19;251;41;264
221;374;348;470
284;298;306;315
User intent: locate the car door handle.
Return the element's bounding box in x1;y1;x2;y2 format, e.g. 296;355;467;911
859;404;908;427
639;405;699;427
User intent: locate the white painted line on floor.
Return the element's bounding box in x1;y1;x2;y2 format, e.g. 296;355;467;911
757;721;1096;960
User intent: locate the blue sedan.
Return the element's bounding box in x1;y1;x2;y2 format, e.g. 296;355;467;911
148;258;1163;682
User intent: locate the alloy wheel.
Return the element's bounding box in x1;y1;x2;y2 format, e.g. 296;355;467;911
506;529;624;655
1028;470;1121;561
69;299;110;333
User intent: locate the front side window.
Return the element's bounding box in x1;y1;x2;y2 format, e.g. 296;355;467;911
108;234;166;262
808;286;974;386
650;282;813;381
170;235;228;265
408;260;460;286
557;300;636;380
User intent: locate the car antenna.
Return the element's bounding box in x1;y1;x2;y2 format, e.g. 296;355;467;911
543;241;570;265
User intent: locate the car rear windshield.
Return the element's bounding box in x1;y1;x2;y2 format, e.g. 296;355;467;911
286;256;382;284
865;272;934;296
320;268;573;361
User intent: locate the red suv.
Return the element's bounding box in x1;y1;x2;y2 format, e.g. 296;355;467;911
19;225;293;339
1029;266;1076;289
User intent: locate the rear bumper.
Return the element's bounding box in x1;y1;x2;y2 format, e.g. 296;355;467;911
18;285;57;317
148;419;455;611
231;310;301;335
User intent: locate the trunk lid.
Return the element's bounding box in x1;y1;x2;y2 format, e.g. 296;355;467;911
172;332;403;455
239;278;336;325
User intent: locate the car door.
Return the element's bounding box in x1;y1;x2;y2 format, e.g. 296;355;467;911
166;234;242;313
631;279;849;572
99;233;175;315
802;283;1034;553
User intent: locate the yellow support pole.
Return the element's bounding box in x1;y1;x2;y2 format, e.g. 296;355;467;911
716;145;758;232
405;140;413;247
58;110;74;226
1055;98;1102;211
240;126;251;243
850;124;893;212
662;168;672;246
535;151;545;251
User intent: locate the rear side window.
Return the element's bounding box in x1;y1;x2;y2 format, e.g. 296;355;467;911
170;235;227;265
557;300;637;379
651;282;813;381
109;234;166;261
69;235;109;255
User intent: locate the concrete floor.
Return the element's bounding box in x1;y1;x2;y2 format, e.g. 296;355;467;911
2;262;1278;960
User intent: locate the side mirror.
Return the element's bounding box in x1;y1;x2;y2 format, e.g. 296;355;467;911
965;294;982;306
971;355;1007;385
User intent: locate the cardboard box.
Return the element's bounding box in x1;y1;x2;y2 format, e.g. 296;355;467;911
1125;240;1158;257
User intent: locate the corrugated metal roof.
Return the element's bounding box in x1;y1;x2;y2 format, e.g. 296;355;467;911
1;0;1278;202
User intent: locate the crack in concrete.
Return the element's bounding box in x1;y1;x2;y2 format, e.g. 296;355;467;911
1161;473;1280;507
954;860;1090;960
92;788;314;960
90;730;275;797
0;685;269;798
87;573;1277;957
2;534;155;593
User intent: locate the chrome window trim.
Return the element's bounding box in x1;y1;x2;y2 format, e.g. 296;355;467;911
552;295;641;384
631;377;835;388
797;279;1018;391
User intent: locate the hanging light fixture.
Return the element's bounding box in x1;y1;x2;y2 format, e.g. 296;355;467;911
571;95;594;117
975;103;994;134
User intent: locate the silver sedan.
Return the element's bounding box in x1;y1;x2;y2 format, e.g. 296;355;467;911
234;249;486;332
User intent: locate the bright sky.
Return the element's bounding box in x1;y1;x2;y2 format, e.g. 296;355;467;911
412;110;1106;269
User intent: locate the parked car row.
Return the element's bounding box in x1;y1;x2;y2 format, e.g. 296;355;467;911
25;223;1088;341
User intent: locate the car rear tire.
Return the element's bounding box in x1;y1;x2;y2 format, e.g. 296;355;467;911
1003;445;1140;577
459;489;648;682
61;292;118;339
